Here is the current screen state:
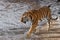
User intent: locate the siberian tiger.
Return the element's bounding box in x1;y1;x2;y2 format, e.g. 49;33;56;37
20;5;58;38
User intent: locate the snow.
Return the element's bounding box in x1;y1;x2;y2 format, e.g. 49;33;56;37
0;0;60;40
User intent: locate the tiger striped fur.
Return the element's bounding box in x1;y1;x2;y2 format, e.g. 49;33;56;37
21;5;58;38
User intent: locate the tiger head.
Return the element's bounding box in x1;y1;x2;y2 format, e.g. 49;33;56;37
21;12;32;24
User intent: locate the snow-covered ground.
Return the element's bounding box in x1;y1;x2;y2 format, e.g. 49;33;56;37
0;0;60;40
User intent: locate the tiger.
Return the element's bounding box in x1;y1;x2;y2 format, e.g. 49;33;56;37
20;5;58;38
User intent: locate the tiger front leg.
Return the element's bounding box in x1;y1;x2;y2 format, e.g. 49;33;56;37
26;19;38;38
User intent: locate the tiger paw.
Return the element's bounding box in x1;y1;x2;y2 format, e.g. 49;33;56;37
24;32;31;39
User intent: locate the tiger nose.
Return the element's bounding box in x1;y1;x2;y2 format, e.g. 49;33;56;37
23;21;26;23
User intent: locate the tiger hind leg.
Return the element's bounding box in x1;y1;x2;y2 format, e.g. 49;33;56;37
47;19;50;31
